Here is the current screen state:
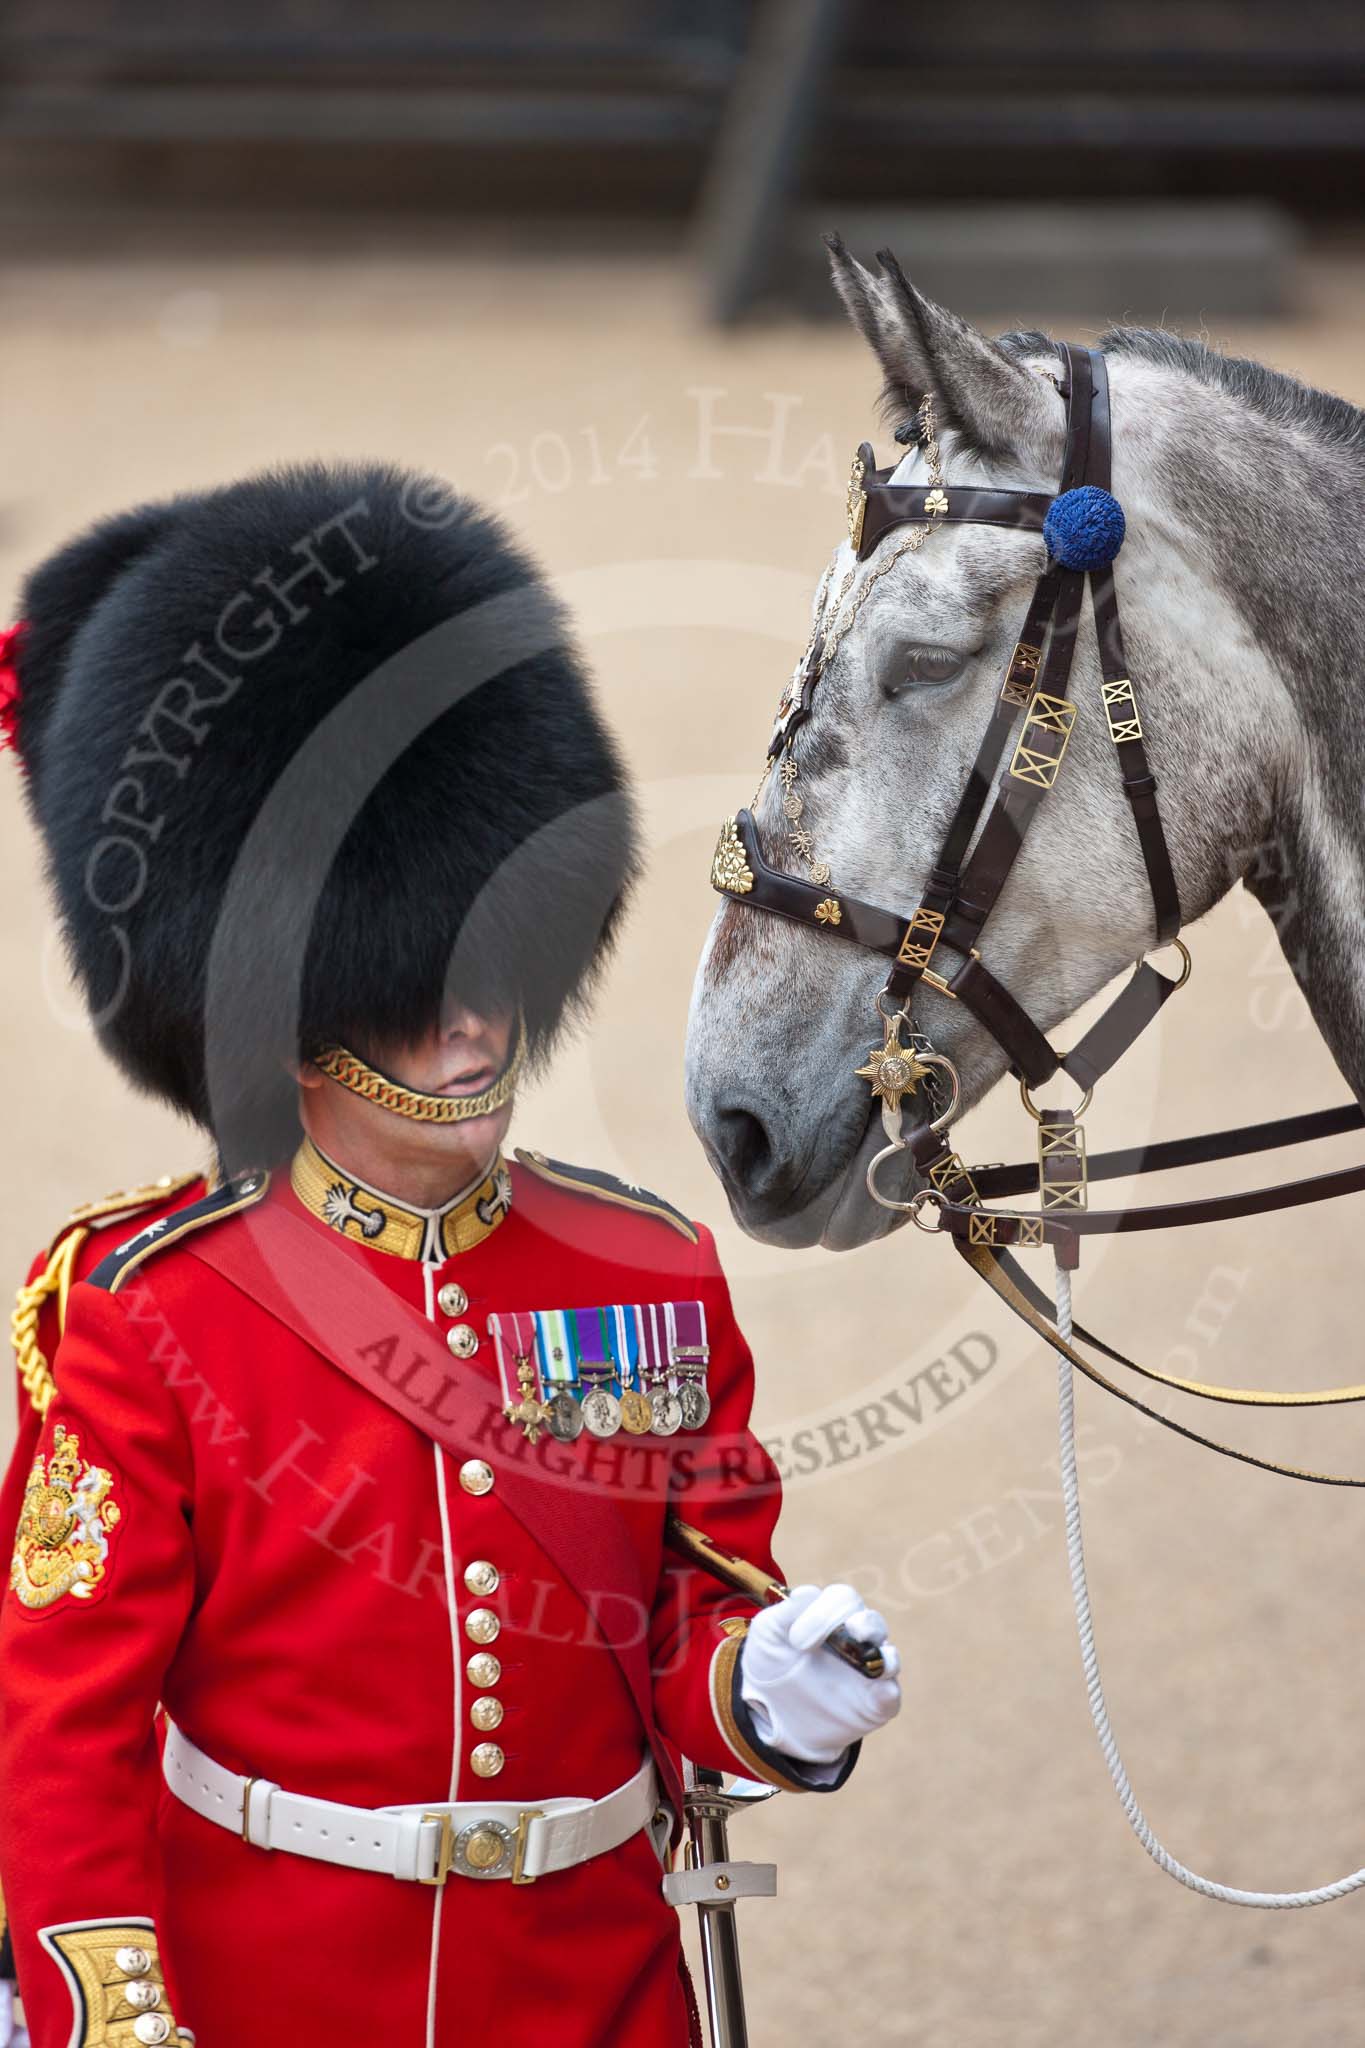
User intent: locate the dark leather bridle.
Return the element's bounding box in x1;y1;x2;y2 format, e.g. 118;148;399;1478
709;339;1365;1487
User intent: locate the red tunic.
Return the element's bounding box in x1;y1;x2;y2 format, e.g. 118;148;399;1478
0;1148;833;2048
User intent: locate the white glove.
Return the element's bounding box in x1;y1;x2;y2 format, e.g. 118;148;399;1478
738;1583;902;1765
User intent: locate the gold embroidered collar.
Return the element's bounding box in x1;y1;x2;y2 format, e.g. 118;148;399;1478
290;1137;512;1262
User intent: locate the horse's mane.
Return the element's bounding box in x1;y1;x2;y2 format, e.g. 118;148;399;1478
997;323;1365;459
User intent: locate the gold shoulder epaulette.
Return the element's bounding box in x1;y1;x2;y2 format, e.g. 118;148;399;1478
88;1170;269;1295
13;1170;203;1416
514;1150;699;1244
52;1169;202;1251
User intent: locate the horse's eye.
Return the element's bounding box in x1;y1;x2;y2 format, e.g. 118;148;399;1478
885;646;967;695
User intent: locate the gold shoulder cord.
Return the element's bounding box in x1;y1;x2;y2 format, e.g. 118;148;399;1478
10;1226;87;1417
9;1172;200;1416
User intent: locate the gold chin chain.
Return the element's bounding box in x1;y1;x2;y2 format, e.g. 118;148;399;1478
770;394;945;888
313;1013;526;1124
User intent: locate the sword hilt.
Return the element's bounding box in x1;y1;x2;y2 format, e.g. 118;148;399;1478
665;1518;886;1680
806;1614;886;1681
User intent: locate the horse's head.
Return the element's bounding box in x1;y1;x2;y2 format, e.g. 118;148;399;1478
686;242;1291;1249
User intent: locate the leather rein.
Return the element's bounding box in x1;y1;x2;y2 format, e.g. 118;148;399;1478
709;338;1365;1487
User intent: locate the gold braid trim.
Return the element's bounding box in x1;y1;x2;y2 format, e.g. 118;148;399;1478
10;1227;86;1418
312;1015;526;1126
40;1919;188;2045
709;1627;813;1796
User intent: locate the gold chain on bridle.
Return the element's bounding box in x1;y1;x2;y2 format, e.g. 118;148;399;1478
774;395;945;887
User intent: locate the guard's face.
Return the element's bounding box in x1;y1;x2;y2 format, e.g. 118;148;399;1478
379;1002;517;1103
372;1003;519;1159
301;1003;519;1179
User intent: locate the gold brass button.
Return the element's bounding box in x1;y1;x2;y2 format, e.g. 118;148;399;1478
438;1282;469;1318
446;1323;480;1359
464;1826;505;1871
465;1607;500;1645
466;1651;501;1687
463;1558;499;1596
115;1948;152;1978
470;1742;505;1779
458;1459;493;1496
470;1695;504;1732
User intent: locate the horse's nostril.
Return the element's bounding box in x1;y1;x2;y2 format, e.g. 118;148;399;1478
713;1105;774;1186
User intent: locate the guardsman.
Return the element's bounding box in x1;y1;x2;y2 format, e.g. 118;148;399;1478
0;466;902;2048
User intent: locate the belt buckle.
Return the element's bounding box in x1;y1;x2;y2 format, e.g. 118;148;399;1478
511;1808;544;1886
419;1809;543;1884
420;1811;457;1887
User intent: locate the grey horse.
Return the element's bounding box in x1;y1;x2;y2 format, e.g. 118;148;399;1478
685;240;1365;1252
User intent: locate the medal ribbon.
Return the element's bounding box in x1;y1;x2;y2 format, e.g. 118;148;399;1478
572;1304;613;1391
487;1310;528;1402
612;1306;641;1396
640;1302;666;1387
668;1300;709;1368
535;1308;577;1391
493;1301;709;1409
598;1305;620;1394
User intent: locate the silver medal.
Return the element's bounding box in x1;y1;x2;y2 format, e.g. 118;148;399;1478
650;1386;683;1436
544;1389;584;1442
678;1380;710;1429
581;1387;621;1438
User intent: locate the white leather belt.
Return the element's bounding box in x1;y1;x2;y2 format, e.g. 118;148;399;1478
163;1720;667;1886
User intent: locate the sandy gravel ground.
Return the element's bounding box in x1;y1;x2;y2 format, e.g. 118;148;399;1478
3;219;1365;2046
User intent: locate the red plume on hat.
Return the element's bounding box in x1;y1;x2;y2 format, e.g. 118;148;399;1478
0;622;25;755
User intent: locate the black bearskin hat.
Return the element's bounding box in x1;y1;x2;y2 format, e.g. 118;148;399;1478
11;463;638;1169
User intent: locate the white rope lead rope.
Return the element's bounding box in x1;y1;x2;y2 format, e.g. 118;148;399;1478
1053;1255;1365;1909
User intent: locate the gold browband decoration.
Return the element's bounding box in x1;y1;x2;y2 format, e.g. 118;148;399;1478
313;1015;526;1125
845;449;867;548
710;818;755;897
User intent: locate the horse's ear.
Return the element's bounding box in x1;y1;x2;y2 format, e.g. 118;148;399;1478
824;235;1063;470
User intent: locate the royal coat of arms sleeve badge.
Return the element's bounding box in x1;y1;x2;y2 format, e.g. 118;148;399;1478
9;1422;122;1612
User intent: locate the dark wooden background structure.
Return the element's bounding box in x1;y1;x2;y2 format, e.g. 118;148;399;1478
1;3;1362;315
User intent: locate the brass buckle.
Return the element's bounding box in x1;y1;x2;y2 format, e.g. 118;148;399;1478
512;1808;545;1886
919;947;980;1003
919;967;958;1001
240;1777;258;1845
420;1811;457;1887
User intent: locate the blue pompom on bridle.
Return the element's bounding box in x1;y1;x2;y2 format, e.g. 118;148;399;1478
1043;485;1126;571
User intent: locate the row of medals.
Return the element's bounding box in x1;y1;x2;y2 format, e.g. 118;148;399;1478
544;1363;711;1443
